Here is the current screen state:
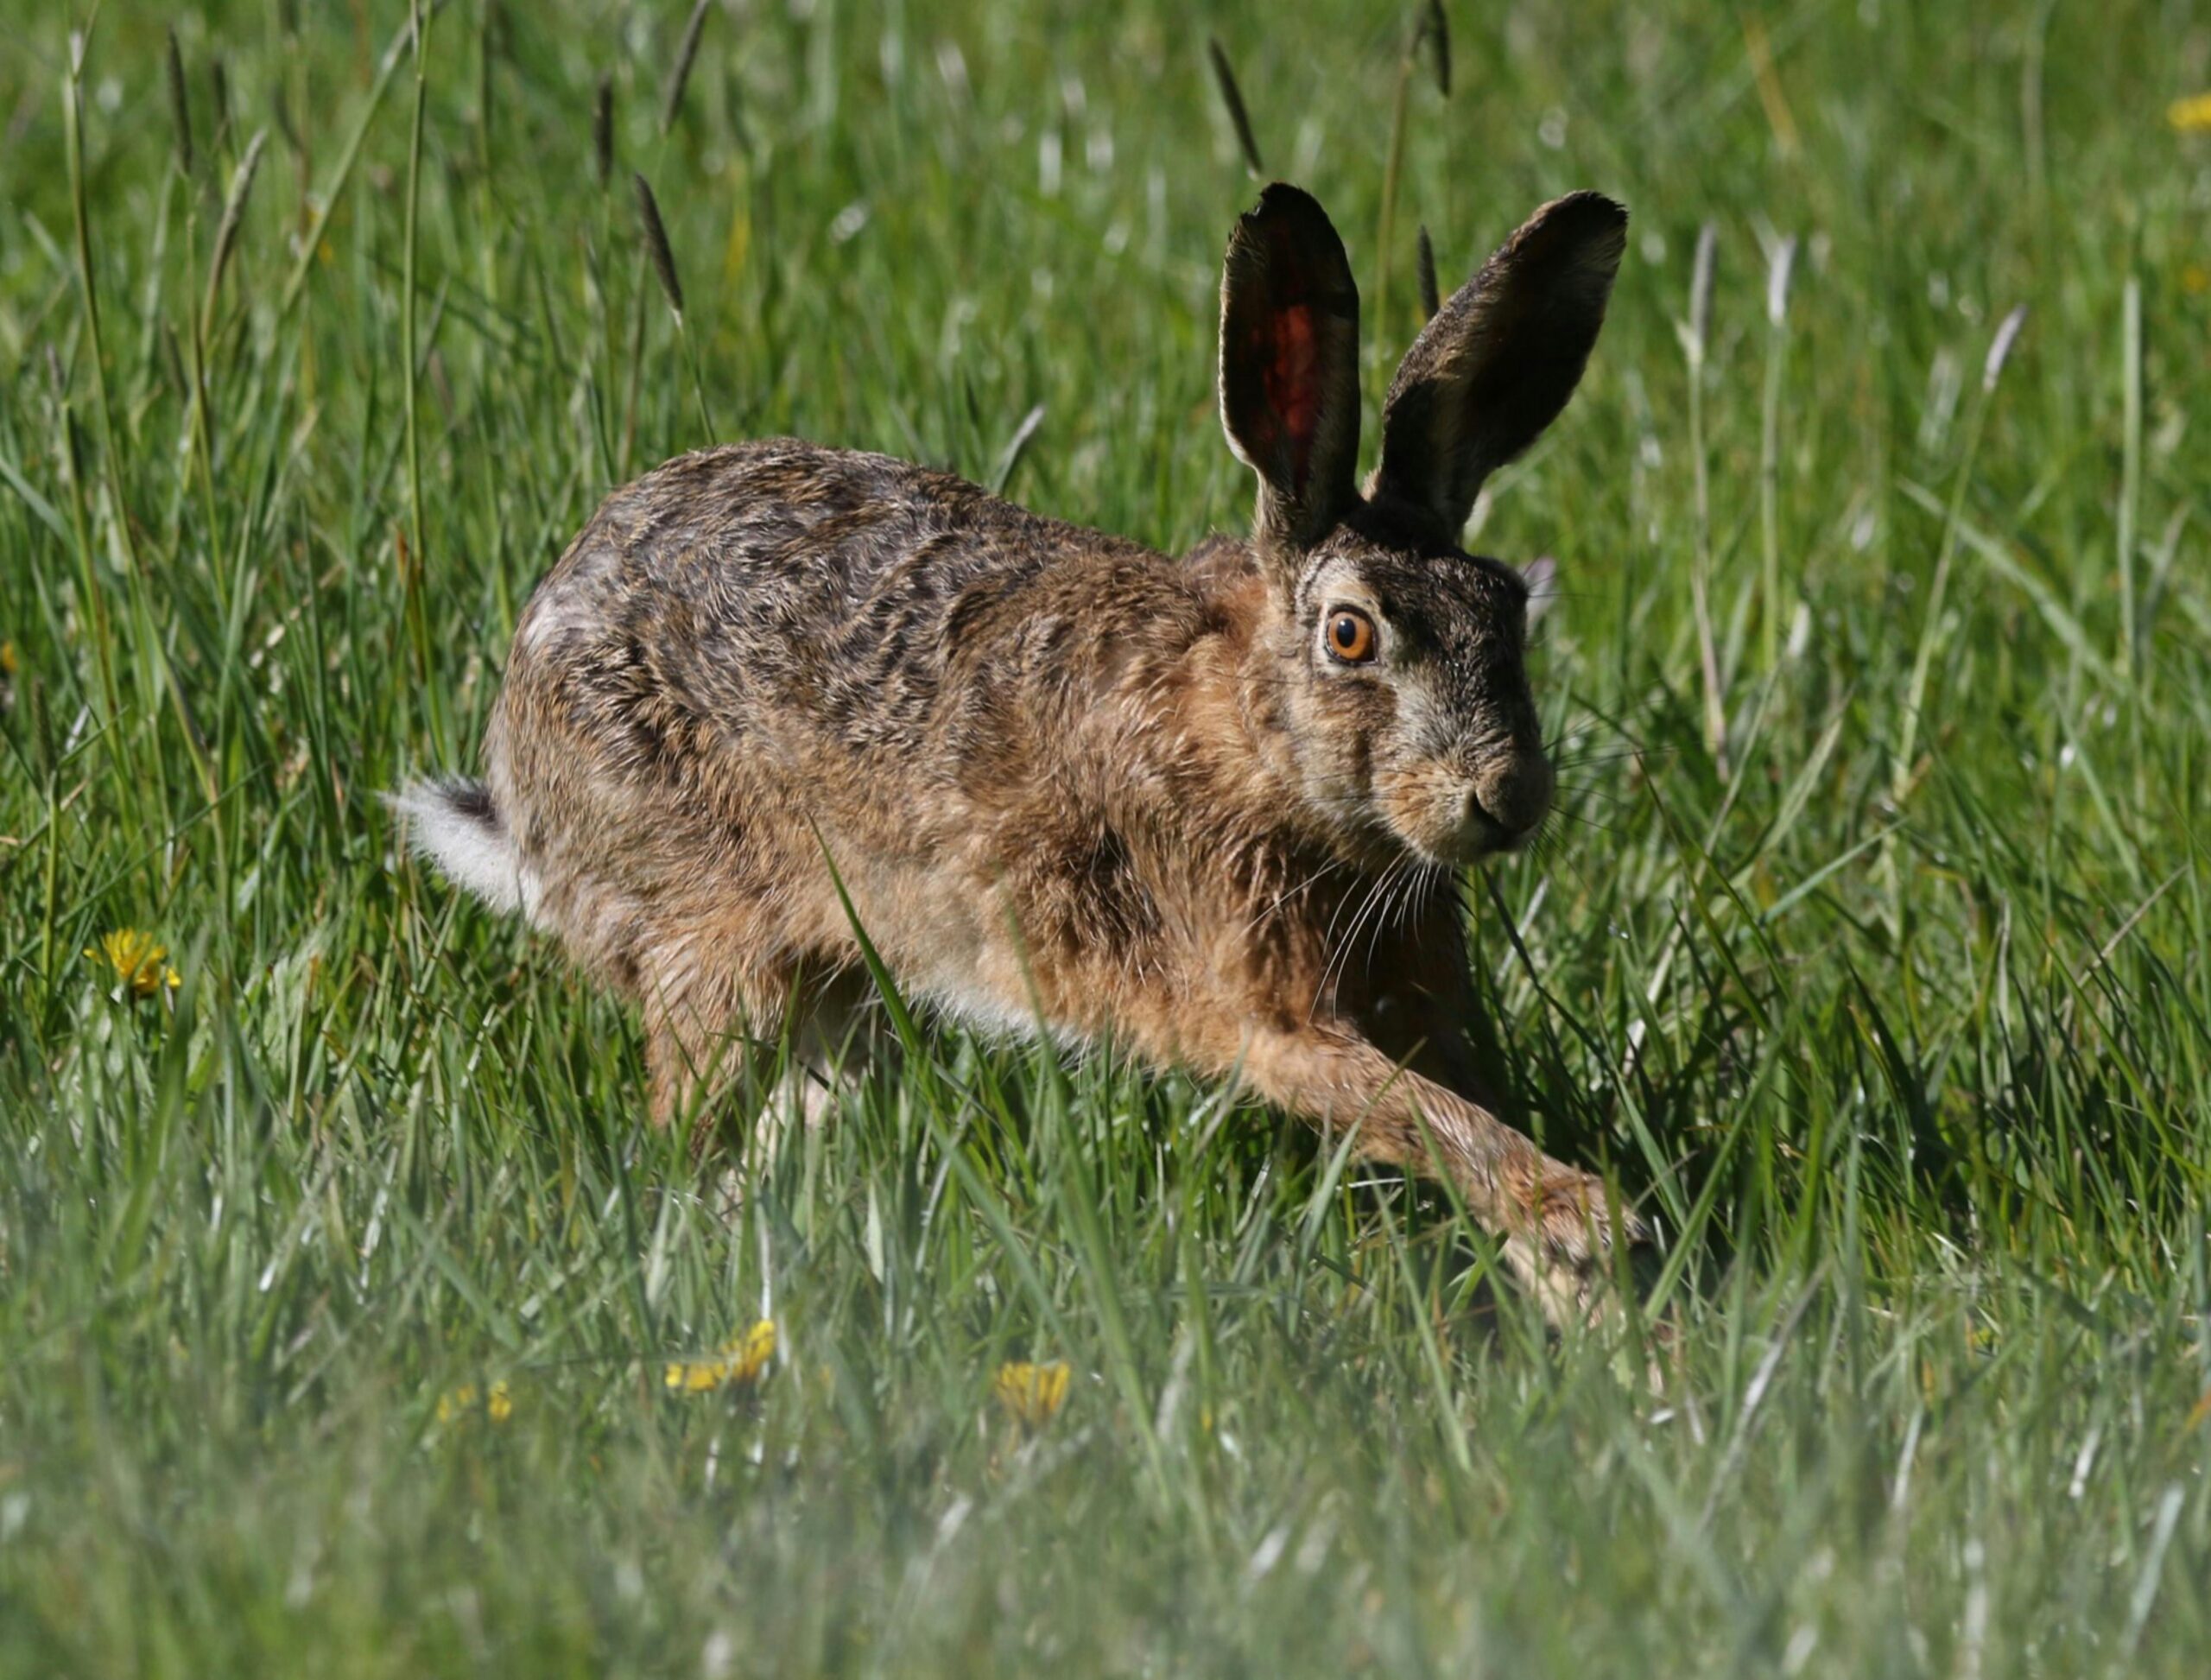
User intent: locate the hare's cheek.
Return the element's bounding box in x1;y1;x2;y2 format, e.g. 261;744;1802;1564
1304;681;1393;789
1374;670;1464;766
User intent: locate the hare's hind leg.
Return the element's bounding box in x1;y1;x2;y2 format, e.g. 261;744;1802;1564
643;957;893;1141
767;966;895;1129
642;954;796;1133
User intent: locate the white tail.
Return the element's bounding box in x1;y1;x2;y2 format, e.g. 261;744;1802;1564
390;778;540;920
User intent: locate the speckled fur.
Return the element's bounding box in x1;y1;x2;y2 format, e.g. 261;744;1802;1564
406;184;1641;1321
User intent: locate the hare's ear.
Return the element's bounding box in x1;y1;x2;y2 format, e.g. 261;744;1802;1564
1219;184;1362;549
1372;192;1626;536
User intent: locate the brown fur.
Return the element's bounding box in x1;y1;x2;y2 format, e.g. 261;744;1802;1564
402;184;1642;1322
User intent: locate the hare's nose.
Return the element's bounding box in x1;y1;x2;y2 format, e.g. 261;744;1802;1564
1469;751;1554;842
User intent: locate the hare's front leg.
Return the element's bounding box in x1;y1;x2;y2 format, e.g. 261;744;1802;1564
1239;1027;1646;1324
1346;919;1511;1113
1349;963;1485;1098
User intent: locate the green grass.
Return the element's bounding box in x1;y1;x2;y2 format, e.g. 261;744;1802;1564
3;0;2210;1672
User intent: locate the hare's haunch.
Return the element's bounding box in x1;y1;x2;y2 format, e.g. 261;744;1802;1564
402;184;1643;1321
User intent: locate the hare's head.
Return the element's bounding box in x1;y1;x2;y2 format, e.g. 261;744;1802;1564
1217;184;1625;866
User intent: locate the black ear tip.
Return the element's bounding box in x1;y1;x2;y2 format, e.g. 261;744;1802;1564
1244;181;1333;232
1508;191;1628;285
1554;190;1630;235
1556;188;1627;224
1228;183;1355;301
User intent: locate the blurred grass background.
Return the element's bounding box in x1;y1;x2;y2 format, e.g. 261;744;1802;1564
3;0;2210;1672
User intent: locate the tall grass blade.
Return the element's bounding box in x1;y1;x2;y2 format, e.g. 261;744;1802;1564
1758;234;1796;673
1682;221;1726;768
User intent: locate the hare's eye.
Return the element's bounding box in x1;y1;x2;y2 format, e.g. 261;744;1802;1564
1325;607;1377;664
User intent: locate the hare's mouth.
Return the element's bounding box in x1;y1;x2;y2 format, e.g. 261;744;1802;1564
1415;814;1525;867
1460;808;1522;856
1379;765;1538;865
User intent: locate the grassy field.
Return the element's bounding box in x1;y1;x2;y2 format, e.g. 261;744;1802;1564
4;0;2210;1671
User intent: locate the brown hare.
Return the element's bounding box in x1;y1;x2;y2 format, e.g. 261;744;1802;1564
400;182;1643;1321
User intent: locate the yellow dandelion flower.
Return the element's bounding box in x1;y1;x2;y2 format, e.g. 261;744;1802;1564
435;1379;514;1424
2170;92;2211;132
0;640;16;675
2184;263;2210;295
86;929;181;998
992;1360;1070;1428
665;1318;778;1394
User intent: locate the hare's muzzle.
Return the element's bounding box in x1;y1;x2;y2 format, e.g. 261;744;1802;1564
1466;748;1555;852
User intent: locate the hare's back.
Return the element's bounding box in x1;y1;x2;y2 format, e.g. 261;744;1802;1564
497;438;1177;790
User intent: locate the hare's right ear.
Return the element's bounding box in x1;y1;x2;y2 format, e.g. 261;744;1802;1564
1219;184;1361;550
1372;192;1626;536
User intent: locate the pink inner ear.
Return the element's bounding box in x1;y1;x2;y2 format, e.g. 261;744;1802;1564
1263;304;1321;493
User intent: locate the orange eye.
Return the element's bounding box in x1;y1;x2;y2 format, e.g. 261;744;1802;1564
1325;607;1376;663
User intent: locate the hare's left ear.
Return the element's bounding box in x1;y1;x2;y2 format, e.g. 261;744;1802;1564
1372;193;1626;536
1219;184;1362;550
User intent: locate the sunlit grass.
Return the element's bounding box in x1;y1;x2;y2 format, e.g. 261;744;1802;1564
2;1;2208;1674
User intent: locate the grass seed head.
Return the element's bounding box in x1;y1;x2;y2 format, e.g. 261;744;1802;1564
165;26;194;179
662;0;712;133
205;130;267;328
208;54;230;146
1423;0;1450;97
635;172;685;317
593;73;614;185
1207;37;1264;175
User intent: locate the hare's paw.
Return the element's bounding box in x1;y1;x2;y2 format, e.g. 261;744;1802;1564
1503;1164;1654;1328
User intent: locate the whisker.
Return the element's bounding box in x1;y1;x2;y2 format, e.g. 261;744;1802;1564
1365;859;1426;986
1318;859;1380;954
1548;808;1620;837
1243;853;1351;940
1319;859;1402;1012
1554;782;1629;806
1549;750;1649;770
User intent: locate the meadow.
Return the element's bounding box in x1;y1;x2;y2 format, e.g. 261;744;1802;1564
3;0;2209;1672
